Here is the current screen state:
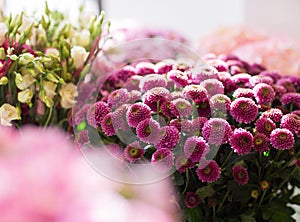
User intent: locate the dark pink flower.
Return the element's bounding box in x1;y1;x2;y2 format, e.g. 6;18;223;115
230;128;253;155
143;87;169;112
259;71;281;82
188;117;208;136
155;61;173;74
184;192;201;209
255;118;276;136
101;113;116;136
280;93;300;109
273;84;287;97
253;133;270;152
107;88;130;109
175;155;195;173
183;85;208;102
129;90;142;103
167;70;189;87
87;101;110;127
261;108;283;123
184;136;209;162
126;103;151;127
113;65;136;82
171;98;192;117
232;88;254;99
230;73;251;87
202;118;232;145
280;114;300;136
111;104;130;130
169;119;191;133
125;75;143;91
196;99;211;118
192;66;218;83
139;74;167;92
160;100;176;117
151;148;174;172
136;118;162;144
249;75;274;88
206;59;228;72
209;94;231;111
253;83;275;105
276;78;296;92
230;98;258;124
200;79;224;98
155;126;180;150
124;141;145;163
232;166;249;185
270;128;295;150
196;160;221;183
135;61;155;75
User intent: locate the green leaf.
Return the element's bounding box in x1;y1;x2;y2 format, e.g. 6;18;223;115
240;214;256;222
196;184;214;201
184;208;203;222
291;194;300;205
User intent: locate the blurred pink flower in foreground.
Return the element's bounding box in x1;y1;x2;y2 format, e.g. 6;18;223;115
0;126;179;222
197;25;300;76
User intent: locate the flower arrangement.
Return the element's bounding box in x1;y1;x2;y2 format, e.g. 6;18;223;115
75;42;300;221
0;2;109;130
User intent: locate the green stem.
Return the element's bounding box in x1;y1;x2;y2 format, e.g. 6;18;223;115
221;150;233;169
180;169;189;198
217;190;229;213
258;190;267;207
213;206;216;222
44;107;53;127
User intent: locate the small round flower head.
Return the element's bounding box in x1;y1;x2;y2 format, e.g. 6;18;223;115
135;61;155;75
124;141;145;163
196;160;221;183
270;128;295;150
200;79;224;98
143;87;169;112
280;93;300;109
192;65;218;83
101;113;116;136
175;155;195;173
169;118;191;133
184;136;209;162
232;166;249;186
114;65;136;82
280;114;300;136
261;108;283;123
171;98;192;117
160;100;176;117
260;180;270;191
183;85;208;102
196;99;211;118
248;63;266;75
255;118;276;136
167;70;189;87
276;78;296;92
202;118;232;145
139;74;167;92
151;148;174;172
253;133;270;152
230;73;251;87
124;75;143;91
253;83;276;105
107;88;130;109
272;84;287;97
230;128;253;155
206;59;229;72
155;61;173;74
209;94;231;111
217;71;235;92
136;118;162;144
260;71;281;82
126;103;151;127
249;75;274;88
232;88;255;99
111;104;130;130
155;126;180;150
74;130;90;149
87;101;110;127
230;98;258;124
74;104;91;125
128;90;142;103
188;117;208;136
184;192;201;209
169;91;184;100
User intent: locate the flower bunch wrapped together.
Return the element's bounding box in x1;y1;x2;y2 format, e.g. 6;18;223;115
75;48;300;220
0;3;109;129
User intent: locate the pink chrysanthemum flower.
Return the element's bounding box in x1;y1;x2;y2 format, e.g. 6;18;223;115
107;88;130;109
128;90;142;103
124;75;143;91
171;98;192;117
255;118;276;136
217;71;236;93
139;74;167;92
232;88;255;99
188;117;208;136
253;83;276;105
151;148;174;172
280;114;300;136
87;101;110;128
209;94;231;111
183;85;208;102
155;126;180;150
155;61;173;74
200;79;224;98
280;93;300;109
192;65;218;83
270;128;295;150
169;119;191;133
196;99;211;118
113;65;136;82
184;136;209;162
276;78;296;93
74;130;90;149
184;192;201;209
175;155;195;173
206;59;229;72
74;104;91;125
167;70;189;87
230;73;251;87
160;100;176;117
261;108;283;123
111;104;130;130
135;61;155;75
273;84;287;97
249;75;274;88
143;87;169;112
202;118;232;145
230;128;253;155
230;98;258;124
136;118;162;144
259;71;281;82
253;133;270;152
232;166;249;186
124;141;145;163
196;160;221;183
126;103;151;127
101;113;116;136
169;91;184;100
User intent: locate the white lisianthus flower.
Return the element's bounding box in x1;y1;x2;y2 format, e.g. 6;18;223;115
0;22;8;46
43;81;57;99
59;83;78;109
71;46;89;69
0;103;21;126
18;89;33;104
74;29;90;48
30;26;46;47
45;48;60;57
15;73;35;90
